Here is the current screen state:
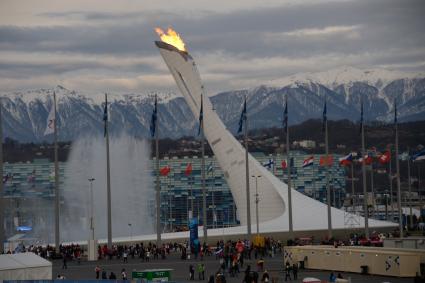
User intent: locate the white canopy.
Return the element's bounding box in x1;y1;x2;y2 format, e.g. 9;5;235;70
0;252;52;280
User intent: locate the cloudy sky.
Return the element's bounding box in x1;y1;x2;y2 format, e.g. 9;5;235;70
0;0;424;94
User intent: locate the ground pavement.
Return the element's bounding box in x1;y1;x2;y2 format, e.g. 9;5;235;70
53;252;414;282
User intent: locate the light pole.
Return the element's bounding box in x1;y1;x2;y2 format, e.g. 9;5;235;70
88;178;95;240
252;175;261;236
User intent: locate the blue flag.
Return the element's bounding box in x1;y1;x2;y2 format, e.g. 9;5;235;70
283;96;288;133
150;95;157;138
322;100;327;132
198;95;203;136
103;94;108;137
237;98;247;133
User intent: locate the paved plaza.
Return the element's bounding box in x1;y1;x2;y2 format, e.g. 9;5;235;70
52;252;414;282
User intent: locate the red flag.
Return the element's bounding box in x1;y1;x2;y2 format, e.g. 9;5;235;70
281;160;287;170
185;163;192;176
320;155;333;166
358;155;373;165
160;165;171;176
378;151;391;164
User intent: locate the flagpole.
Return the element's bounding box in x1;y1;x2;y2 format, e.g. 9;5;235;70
155;96;161;246
360;99;369;238
370;163;374;218
389;150;394;221
105;93;112;249
243;96;252;239
408;148;413;230
394;101;403;238
0;100;4;254
200;95;207;242
284;96;293;237
324;100;332;239
351;162;355;214
53;92;60;254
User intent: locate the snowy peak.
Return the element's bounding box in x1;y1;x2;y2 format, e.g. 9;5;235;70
272;66;423;90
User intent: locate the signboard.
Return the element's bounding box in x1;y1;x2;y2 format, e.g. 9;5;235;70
132;269;172;281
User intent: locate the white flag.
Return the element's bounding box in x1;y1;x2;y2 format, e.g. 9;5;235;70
44;106;55;136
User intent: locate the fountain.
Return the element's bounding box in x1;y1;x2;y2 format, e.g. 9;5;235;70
60;135;154;242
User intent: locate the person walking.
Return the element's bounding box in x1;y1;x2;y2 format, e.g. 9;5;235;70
292;263;298;280
123;249;128;263
62;254;67;269
95;266;101;279
284;261;291;281
189;264;195;280
121;268;127;280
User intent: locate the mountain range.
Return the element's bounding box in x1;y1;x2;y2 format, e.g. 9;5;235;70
0;66;424;142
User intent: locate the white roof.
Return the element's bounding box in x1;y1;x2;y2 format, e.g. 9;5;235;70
0;253;52;271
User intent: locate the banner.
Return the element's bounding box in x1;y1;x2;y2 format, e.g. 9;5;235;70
189;218;198;247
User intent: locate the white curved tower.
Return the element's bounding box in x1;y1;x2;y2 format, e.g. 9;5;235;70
156;41;395;233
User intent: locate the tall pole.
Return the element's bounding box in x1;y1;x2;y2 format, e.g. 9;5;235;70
200;95;207;242
351;163;355;213
394;103;403;238
284;96;293;236
89;178;95;240
105;93;112;249
0;101;4;254
408;149;413;230
370;164;374;218
324;101;332;239
361;100;369;238
53;92;60;253
154;95;161;246
389;153;394;221
252;175;261;236
243;97;252;239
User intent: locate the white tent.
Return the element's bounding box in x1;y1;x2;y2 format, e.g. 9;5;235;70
0;252;52;280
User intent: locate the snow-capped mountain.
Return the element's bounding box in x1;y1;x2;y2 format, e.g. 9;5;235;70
1;67;424;142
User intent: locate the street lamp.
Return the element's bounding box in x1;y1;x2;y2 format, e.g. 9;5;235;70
252;175;261;236
88;178;95;240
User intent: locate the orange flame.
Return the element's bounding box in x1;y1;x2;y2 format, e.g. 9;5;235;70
155;27;187;52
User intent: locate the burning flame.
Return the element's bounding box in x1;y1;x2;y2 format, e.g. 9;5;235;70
155;27;187;52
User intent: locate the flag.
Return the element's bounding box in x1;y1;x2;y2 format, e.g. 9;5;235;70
283;97;288;133
262;159;274;170
302;156;314;168
322;100;327;132
185;163;193;176
207;162;214;174
198;95;203;136
319;155;333;166
44;102;55;136
150;95;158;138
378;151;391;164
412;149;425;162
237;98;246;133
358;154;373;165
338;153;353;166
281;160;287;170
359;99;363;135
160;165;171;176
103;94;108;137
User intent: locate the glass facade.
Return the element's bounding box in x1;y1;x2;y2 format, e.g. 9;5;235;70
3;152;346;236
